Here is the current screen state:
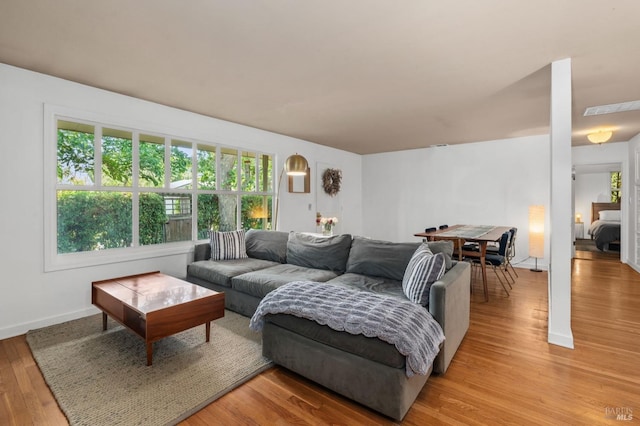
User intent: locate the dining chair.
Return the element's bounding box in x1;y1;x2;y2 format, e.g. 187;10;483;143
467;231;512;296
437;224;465;260
422;227;437;242
487;227;518;279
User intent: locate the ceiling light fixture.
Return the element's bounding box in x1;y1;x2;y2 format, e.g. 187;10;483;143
587;130;613;144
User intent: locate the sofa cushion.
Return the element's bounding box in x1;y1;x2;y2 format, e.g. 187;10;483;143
325;273;407;301
210;229;248;260
402;244;446;306
286;232;352;274
346;237;453;280
245;229;289;263
231;263;339;299
187;258;279;288
265;313;406;369
425;240;454;270
345;237;419;280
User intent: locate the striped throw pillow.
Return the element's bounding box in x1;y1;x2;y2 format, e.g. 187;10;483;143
210;230;248;260
402;244;446;306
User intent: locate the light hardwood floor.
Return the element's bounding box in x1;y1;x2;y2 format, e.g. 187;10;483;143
1;259;638;425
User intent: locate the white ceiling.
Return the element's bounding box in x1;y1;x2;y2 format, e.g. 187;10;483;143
1;0;640;154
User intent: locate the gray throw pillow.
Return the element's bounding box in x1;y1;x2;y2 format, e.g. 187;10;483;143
426;240;454;270
402;244;446;306
345;237;420;281
245;229;288;263
286;232;352;273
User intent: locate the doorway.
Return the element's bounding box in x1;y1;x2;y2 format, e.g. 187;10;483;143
573;163;622;262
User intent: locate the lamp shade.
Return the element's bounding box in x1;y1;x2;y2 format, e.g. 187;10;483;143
284;154;308;176
529;205;545;258
587;130;613;144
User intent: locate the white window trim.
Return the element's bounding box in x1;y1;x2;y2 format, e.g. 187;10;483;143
44;104;274;272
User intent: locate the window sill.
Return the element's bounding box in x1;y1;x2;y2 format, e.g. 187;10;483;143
44;241;197;272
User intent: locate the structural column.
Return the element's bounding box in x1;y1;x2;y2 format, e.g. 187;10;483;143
548;58;574;348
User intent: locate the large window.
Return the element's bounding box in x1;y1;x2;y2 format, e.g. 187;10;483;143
47;112;273;270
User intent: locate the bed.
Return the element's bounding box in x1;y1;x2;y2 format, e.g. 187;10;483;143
588;202;621;251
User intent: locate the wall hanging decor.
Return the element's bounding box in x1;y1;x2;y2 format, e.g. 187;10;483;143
322;168;342;196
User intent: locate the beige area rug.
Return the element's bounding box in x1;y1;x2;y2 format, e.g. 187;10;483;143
26;310;272;426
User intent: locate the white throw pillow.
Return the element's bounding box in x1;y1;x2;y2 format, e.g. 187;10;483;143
402;244;446;306
599;210;621;221
210;230;248;260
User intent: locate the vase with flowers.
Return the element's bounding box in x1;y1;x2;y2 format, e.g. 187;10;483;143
318;216;338;236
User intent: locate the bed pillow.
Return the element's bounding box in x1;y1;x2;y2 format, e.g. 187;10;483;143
599;210;621;221
210;230;248;260
402;244;446;306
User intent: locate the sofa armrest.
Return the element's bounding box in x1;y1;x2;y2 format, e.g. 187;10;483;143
428;260;470;374
193;242;211;262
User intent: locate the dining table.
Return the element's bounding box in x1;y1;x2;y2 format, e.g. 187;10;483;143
414;224;513;302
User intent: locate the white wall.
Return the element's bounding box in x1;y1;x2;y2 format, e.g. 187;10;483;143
0;63;362;339
574;172;614;223
361;135;551;270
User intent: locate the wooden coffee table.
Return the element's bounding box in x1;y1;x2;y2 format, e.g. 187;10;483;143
91;271;225;365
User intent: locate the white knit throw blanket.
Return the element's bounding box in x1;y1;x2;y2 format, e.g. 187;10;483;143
250;281;445;376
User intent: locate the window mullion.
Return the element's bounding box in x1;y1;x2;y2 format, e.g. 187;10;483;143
216;146;221;191
164;137;171;189
132;132;140;247
95;126;102;187
191;141;197;241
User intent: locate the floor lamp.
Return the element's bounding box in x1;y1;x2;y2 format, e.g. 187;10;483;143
529;205;544;272
273;153;309;230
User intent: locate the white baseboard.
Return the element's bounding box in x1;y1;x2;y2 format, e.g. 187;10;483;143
548;331;574;349
512;259;548;271
0;306;100;340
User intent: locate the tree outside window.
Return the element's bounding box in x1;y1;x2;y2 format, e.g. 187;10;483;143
611;171;621;203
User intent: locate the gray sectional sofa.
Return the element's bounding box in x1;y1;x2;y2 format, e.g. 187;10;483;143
187;230;471;420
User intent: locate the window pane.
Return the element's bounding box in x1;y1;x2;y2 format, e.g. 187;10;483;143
102;128;133;186
164;193;192;243
139;192;166;245
257;154;273;192
196;194;241;236
139;192;192;244
241;195;272;230
217;194;238;231
220;148;238;191
171;140;192;189
139;134;165;188
57;120;95;185
197;144;216;189
241;151;256;191
57;190;132;253
197;194;219;239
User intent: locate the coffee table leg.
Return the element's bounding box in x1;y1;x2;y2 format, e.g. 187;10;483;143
102;312;108;331
206;321;211;342
146;342;153;366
